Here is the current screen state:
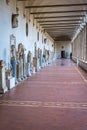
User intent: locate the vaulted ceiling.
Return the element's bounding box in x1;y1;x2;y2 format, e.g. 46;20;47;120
18;0;87;41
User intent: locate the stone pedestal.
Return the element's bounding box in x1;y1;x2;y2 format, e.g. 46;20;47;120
7;77;15;90
0;61;8;93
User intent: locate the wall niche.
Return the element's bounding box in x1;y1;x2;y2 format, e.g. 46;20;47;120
12;14;19;28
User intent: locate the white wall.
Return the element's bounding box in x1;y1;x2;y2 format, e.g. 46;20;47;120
0;0;54;68
55;41;72;59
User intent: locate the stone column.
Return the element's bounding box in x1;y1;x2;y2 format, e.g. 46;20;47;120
0;60;8;93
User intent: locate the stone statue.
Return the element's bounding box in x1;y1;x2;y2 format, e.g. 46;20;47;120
22;45;26;78
38;48;42;69
27;51;31;76
11;44;17;79
27;51;31;63
17;43;27;80
16;51;20;81
11;45;16;58
18;43;23;80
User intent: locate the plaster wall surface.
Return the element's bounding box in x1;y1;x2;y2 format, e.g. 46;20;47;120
0;0;54;68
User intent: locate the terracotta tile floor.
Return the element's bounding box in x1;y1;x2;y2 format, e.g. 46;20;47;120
0;59;87;130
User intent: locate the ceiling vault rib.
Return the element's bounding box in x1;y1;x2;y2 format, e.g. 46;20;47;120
25;3;87;8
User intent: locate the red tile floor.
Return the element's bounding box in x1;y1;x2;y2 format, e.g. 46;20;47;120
0;59;87;130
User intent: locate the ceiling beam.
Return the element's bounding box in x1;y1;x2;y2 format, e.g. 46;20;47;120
43;26;79;29
49;31;75;33
42;25;79;27
50;33;74;36
49;34;74;37
34;15;85;19
37;19;82;23
17;0;29;1
48;32;75;35
46;31;77;34
45;28;76;31
40;22;81;26
47;30;75;33
45;28;77;31
43;26;78;28
49;34;73;36
30;10;87;14
42;23;80;27
25;3;87;8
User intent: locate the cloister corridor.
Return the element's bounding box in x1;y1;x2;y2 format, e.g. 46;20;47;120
0;59;87;130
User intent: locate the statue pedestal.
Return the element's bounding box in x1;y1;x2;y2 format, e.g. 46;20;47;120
7;77;15;90
0;61;8;94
